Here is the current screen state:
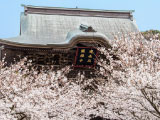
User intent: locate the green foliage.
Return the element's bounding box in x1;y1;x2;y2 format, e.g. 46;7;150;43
142;29;160;40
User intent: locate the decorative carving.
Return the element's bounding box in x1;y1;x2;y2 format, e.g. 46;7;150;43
79;24;96;32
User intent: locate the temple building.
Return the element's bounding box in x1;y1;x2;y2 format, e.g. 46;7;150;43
0;5;139;77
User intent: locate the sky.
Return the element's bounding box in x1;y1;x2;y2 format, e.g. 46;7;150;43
0;0;160;38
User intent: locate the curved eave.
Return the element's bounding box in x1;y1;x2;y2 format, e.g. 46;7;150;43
0;35;111;50
0;39;71;49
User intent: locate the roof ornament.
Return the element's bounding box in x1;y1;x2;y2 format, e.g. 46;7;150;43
79;24;96;32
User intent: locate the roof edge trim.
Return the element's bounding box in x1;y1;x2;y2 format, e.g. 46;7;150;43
22;4;134;13
22;4;134;20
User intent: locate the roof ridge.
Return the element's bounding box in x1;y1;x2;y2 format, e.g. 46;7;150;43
22;4;135;13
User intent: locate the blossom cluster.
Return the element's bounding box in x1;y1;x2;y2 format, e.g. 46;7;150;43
0;33;160;120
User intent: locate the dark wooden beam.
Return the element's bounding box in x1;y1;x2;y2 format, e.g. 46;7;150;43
23;5;133;20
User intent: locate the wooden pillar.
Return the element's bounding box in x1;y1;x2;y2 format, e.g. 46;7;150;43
0;46;4;61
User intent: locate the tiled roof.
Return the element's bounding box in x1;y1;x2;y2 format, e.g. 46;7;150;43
0;5;139;48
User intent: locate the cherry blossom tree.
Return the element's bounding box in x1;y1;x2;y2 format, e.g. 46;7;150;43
0;32;160;120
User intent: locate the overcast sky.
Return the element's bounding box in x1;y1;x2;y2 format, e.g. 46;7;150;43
0;0;160;38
